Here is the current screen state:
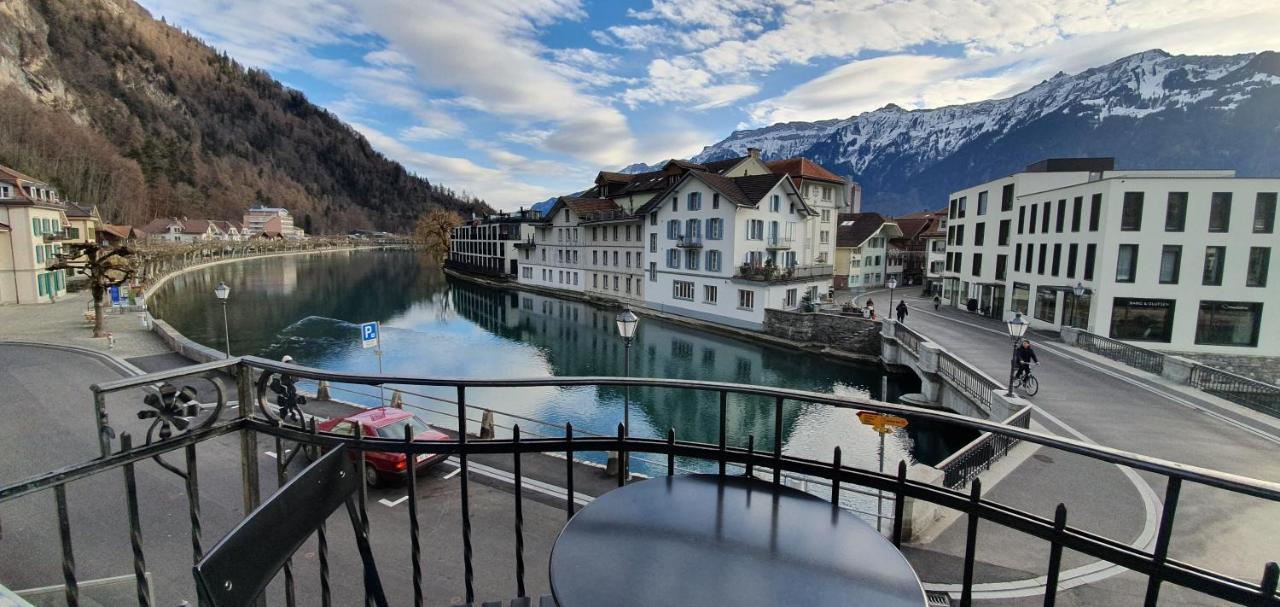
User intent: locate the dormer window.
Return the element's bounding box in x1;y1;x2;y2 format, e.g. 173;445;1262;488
0;185;9;198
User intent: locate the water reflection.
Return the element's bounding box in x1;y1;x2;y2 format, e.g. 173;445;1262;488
151;250;974;475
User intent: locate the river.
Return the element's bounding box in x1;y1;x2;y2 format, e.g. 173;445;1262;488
150;249;974;482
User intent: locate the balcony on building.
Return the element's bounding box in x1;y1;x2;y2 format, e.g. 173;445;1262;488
765;234;793;250
735;262;833;283
513;237;537;250
675;234;703;248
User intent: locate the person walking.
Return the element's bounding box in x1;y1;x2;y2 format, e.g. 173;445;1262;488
896;300;908;323
932;295;941;311
863;300;876;320
1013;339;1039;380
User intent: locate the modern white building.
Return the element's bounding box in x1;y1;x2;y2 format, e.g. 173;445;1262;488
243;206;305;239
639;169;830;330
943;157;1279;356
448;209;541;278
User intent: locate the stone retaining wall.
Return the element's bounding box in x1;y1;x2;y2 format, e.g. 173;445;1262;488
1169;352;1280;385
763;309;881;356
150;317;226;363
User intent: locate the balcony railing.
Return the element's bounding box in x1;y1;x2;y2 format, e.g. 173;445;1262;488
42;231;71;243
734;263;833;283
675;234;703;248
2;356;1279;606
512;238;537;250
765;235;792;250
579;209;635;224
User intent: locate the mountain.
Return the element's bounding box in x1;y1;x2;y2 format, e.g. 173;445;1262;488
693;49;1280;216
0;0;488;232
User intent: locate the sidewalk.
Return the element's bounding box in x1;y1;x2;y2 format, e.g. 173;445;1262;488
0;291;169;360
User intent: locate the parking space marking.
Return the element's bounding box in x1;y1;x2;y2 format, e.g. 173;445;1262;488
442;467;461;480
378;496;409;507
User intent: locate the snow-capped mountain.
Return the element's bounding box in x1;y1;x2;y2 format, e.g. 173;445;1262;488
693;49;1280;215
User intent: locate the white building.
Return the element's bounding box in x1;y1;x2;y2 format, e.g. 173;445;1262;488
766;158;849;267
243;206;305;239
449;209;541;277
639;169;830;330
835;213;902;290
944;157;1279;356
518;197;611;292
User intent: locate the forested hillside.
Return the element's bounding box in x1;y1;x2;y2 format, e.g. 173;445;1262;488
0;0;487;232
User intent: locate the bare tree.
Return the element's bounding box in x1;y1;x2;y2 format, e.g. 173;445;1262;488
414;208;462;260
49;243;138;337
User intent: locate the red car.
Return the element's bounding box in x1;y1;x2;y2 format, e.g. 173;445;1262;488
316;407;450;486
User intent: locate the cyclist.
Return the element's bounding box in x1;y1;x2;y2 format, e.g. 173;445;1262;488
1013;339;1039;381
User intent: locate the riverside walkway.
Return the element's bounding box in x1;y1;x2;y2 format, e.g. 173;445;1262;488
885;292;1280;604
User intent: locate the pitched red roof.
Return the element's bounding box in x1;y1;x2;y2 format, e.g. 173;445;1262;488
562;197;620;215
100;224;134;240
766;158;846;184
897;207;948;219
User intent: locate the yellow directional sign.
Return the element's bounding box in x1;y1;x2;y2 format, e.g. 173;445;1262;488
857;411;909;434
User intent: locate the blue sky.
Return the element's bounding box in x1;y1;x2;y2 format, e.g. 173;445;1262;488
137;0;1278;210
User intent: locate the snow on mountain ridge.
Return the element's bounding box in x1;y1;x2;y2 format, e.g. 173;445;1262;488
693;50;1262;174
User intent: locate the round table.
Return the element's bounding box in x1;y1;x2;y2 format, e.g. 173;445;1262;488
549;474;927;606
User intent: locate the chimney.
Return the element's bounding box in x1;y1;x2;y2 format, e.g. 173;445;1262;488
747;147;761;159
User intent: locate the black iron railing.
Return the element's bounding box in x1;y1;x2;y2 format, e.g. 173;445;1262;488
2;356;1280;607
937;350;997;415
1077;331;1165;375
1189;365;1280;417
937;405;1033;489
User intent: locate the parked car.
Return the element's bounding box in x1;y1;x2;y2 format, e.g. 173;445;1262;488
315;407;450;486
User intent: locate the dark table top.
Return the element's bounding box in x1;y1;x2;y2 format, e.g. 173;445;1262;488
549;474;927;607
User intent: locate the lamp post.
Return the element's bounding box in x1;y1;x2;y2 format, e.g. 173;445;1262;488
1005;313;1029;396
886;278;898;319
1070;282;1085;329
615;307;639;478
213;281;231;357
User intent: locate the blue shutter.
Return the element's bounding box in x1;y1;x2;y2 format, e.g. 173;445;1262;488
32;218;41;235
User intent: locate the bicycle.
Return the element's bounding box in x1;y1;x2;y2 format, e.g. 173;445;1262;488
1011;365;1039;397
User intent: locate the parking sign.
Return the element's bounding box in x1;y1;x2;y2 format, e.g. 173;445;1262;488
360;321;380;349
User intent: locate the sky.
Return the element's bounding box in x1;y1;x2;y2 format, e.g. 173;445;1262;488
136;0;1280;211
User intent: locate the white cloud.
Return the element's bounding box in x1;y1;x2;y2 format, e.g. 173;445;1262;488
621;58;759;110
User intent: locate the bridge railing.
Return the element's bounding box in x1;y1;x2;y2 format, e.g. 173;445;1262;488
2;357;1279;606
1075;330;1165;375
936;405;1033;489
936;350;998;415
894;322;924;357
1189;365;1280;418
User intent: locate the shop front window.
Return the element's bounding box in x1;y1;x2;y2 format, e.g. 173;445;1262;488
1034;287;1058;324
1011;282;1030;315
1195;301;1262;347
1110;298;1176;343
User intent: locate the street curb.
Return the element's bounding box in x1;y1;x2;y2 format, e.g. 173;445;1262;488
0;340;145;377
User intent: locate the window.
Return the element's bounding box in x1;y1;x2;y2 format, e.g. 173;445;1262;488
949;199;957;219
32;218;41;235
1028;205;1037;234
673;280;694;301
706;250;722;272
1247;247;1270;287
650;233;657;253
593;273;599;288
784;289;798;308
1041;201;1051;233
972;253;982;276
955;225;964;246
612;250;618;266
821;209;831;222
672;197;678;212
1035;287;1058;324
1254;193;1276;233
995;255;1007;281
666;249;679;269
1011;282;1030;315
1071;197;1083;232
1111;298;1176;343
1089;194;1102;231
1001;184;1014;212
1165;192;1188;232
613;225;619;241
1014;243;1022;271
974;223;985;246
650;213;657;226
707;218;723;239
1121;192;1143;231
1209;192;1232;232
820;230;830;244
1023;244;1033;273
704;285;718;304
1202;246;1225;286
770;195;781;213
36;246;44;263
746;220;764;240
1159;245;1181;284
1115;244;1138;282
977;191;988;215
998;220;1010;246
1055;200;1066;232
649;262;657;282
1017;206;1026;234
1084;244;1096;280
685;218;701;240
947;226;955;246
1196;301;1262;347
737;289;755;310
592;251;598;265
667;220;680;239
1067;243;1078;278
686;249;700;270
958;196;966;218
612;276;618;291
1037;243;1047;275
1051;243;1062;276
712;193;720;209
687;192;702;211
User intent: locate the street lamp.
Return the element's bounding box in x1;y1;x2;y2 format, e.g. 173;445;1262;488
1005;313;1029;396
886;278;898;319
214;281;231;357
615;307;639;478
1070;282;1085;329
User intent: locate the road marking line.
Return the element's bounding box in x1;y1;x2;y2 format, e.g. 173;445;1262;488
264;451;277;459
442;468;461;480
378;496;409;507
